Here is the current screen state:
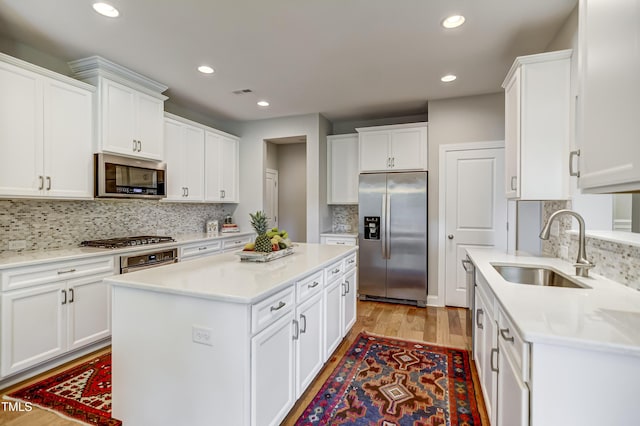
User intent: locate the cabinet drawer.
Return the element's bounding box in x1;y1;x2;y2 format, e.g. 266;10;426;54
221;235;252;252
324;259;344;284
1;256;116;291
180;241;221;259
323;237;357;246
296;270;324;303
498;306;530;383
251;286;295;334
344;252;357;271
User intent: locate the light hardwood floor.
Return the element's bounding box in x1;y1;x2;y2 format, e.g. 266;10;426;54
0;301;487;425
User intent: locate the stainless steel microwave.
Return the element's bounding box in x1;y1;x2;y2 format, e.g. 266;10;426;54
95;153;166;199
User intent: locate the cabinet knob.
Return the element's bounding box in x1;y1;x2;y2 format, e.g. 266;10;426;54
448;234;454;240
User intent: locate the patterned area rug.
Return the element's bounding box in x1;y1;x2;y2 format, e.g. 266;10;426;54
6;353;121;425
295;333;481;425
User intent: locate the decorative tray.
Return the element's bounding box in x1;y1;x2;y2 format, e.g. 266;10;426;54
236;246;295;263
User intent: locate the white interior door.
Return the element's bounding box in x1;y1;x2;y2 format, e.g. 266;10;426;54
265;169;279;229
445;147;507;307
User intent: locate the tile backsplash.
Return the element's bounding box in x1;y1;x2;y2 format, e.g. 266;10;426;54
542;200;640;290
0;199;234;253
331;205;358;233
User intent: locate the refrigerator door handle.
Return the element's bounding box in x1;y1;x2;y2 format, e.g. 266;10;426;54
381;194;387;259
385;193;391;259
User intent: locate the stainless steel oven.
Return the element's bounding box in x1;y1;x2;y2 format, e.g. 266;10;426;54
120;248;178;274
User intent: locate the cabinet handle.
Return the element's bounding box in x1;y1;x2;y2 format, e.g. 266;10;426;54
336;241;345;245
500;328;515;343
510;176;517;191
341;282;347;296
569;149;581;177
292;319;299;340
345;279;350;294
186;187;189;197
490;348;499;372
332;268;340;274
198;247;208;251
46;176;52;191
138;140;142;152
133;139;137;151
270;301;286;312
69;288;74;303
57;268;76;275
392;157;395;168
308;281;319;289
476;308;484;329
38;175;44;190
61;289;67;305
300;314;307;333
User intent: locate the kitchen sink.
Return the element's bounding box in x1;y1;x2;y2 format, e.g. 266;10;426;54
492;264;591;289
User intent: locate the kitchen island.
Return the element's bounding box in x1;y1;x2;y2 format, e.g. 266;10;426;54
105;243;358;426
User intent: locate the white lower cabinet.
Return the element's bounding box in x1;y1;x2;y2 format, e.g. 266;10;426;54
295;291;324;398
251;310;296;426
324;276;343;359
0;261;114;377
497;337;529;426
473;285;498;425
342;268;357;335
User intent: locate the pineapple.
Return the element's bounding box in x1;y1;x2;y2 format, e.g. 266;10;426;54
249;211;272;253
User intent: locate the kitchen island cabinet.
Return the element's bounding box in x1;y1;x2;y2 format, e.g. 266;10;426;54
106;243;358;426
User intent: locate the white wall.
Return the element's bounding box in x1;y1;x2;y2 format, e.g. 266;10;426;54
277;143;307;242
237;114;328;243
428;93;505;302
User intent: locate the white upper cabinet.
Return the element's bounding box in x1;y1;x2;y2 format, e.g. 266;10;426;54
576;0;640;192
502;50;572;200
0;53;94;200
327;134;358;204
68;56;167;162
357;123;428;173
164;117;205;202
205;131;239;203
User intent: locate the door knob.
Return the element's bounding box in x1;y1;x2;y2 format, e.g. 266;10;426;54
448;234;454;240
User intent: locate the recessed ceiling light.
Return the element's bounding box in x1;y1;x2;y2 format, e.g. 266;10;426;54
257;100;270;107
442;15;465;29
92;2;119;18
197;65;214;74
441;74;457;83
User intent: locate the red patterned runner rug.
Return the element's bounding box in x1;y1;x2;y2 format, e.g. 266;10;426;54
6;352;121;425
295;332;482;425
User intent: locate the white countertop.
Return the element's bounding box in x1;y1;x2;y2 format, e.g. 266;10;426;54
105;243;357;304
0;232;255;269
467;248;640;356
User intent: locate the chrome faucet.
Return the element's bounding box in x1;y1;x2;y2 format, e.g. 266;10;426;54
539;209;595;277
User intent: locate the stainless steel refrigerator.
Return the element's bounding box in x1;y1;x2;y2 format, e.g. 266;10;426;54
358;172;428;306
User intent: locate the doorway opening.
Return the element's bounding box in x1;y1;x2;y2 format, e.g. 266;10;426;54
265;136;307;242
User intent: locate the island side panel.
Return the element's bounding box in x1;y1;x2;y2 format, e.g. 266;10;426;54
111;285;251;426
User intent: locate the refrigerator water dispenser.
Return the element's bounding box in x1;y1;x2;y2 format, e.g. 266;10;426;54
364;216;380;240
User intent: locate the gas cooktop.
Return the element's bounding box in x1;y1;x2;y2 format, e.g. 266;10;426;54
80;236;176;249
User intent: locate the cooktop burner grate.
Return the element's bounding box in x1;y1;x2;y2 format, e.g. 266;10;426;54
80;236;176;249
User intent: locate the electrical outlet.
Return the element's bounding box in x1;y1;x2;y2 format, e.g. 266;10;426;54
192;326;213;346
550;221;560;237
8;240;26;250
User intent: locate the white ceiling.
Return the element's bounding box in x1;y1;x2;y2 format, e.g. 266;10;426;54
0;0;577;122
